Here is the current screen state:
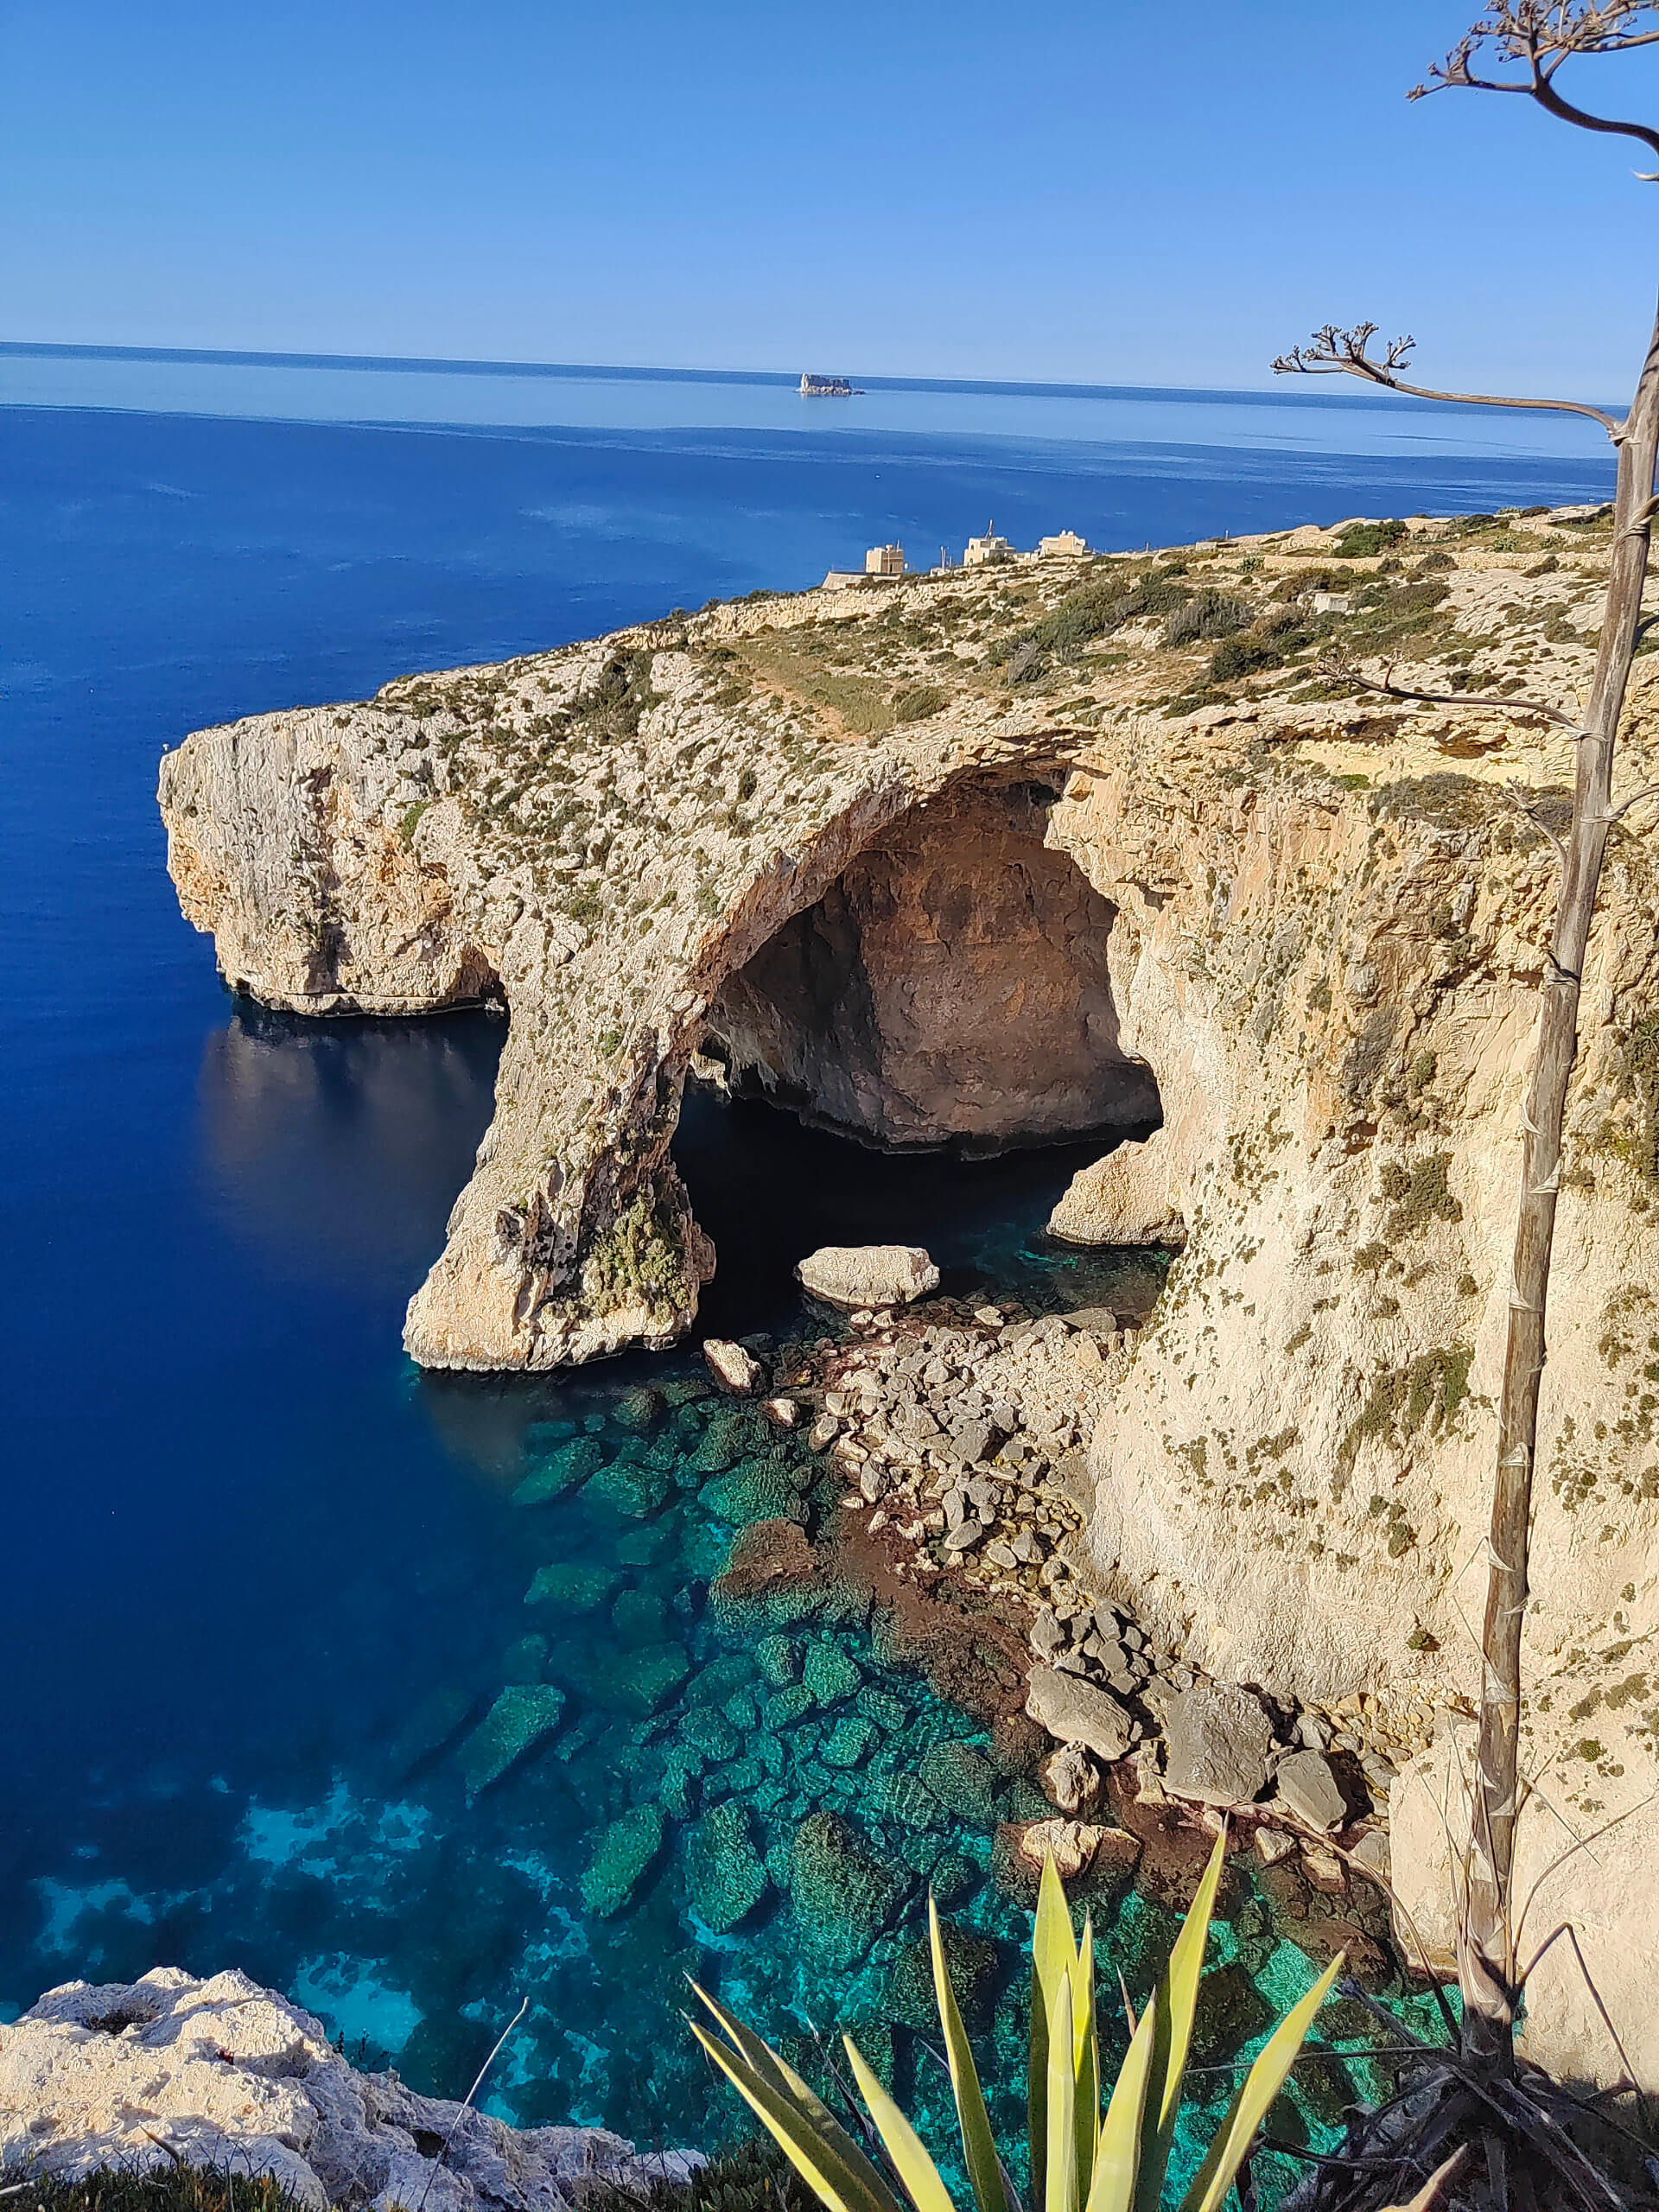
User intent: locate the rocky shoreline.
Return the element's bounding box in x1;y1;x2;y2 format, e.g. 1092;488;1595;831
696;1258;1407;1924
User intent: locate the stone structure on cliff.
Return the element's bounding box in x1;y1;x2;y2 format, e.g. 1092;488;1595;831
161;505;1659;2092
0;1968;694;2209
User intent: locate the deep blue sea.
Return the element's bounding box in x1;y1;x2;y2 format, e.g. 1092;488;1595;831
0;349;1605;2183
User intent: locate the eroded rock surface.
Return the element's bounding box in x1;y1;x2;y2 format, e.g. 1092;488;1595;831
0;1968;693;2209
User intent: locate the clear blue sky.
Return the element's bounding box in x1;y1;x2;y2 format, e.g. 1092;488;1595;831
4;1;1657;394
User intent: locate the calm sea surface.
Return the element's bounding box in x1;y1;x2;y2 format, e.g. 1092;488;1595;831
0;350;1597;2180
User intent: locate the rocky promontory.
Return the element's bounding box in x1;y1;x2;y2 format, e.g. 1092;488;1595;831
161;507;1659;2092
0;1969;694;2209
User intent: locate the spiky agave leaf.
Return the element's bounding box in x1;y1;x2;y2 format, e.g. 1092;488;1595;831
1084;1994;1160;2212
1132;1832;1226;2212
1029;1853;1078;2203
928;1896;1009;2212
842;2036;956;2212
1176;1951;1345;2212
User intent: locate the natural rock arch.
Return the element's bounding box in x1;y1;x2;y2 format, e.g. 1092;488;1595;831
704;774;1160;1152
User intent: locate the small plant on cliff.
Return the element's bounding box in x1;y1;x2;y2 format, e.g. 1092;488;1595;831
1275;0;1659;2100
692;1839;1340;2212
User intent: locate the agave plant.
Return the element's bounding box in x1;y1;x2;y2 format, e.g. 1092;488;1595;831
691;1834;1343;2212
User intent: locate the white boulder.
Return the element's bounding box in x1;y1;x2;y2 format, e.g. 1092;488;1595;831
795;1244;939;1310
702;1337;763;1395
0;1968;696;2210
1046;1128;1185;1248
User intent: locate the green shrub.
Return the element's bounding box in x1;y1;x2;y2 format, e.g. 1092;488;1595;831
1160;592;1253;648
0;2177;308;2212
891;683;948;724
1209;631;1295;683
1332;518;1408;558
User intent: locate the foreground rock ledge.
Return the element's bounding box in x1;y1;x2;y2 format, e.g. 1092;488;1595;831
0;1968;695;2210
162;515;1659;2089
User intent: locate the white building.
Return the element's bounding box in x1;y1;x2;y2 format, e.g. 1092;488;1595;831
1039;529;1089;559
864;543;906;576
963;521;1014;567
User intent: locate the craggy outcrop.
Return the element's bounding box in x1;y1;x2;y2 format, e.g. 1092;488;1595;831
162;507;1659;2087
0;1967;693;2209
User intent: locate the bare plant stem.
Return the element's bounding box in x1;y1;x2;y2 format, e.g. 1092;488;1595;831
1458;294;1659;2069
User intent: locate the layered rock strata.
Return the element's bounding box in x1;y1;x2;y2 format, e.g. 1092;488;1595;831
162;506;1659;2088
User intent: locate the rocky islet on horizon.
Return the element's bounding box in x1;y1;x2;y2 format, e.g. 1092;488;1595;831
154;503;1659;2098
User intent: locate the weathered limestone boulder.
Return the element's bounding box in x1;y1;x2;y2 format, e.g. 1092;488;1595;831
1047;1127;1185;1248
1160;1683;1274;1809
796;1245;939;1311
1005;1817;1107;1881
703;1338;763;1395
1040;1741;1103;1817
1026;1665;1135;1763
0;1968;694;2209
1273;1747;1346;1833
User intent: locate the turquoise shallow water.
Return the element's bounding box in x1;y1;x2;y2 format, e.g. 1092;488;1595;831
0;364;1503;2202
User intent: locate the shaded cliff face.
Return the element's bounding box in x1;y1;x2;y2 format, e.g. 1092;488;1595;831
709;775;1159;1148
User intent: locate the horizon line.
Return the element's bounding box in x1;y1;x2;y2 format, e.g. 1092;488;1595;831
0;338;1560;417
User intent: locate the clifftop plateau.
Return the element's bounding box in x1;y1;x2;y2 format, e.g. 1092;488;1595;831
161;505;1659;2090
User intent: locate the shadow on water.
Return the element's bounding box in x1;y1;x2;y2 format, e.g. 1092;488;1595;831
195;1001;507;1294
676;1081;1164;1336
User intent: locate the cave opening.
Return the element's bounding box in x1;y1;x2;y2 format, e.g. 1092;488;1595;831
701;772;1161;1155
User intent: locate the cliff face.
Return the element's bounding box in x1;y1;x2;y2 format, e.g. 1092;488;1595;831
161;508;1659;2086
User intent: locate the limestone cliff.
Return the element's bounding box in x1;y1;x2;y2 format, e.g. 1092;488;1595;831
162;506;1659;2088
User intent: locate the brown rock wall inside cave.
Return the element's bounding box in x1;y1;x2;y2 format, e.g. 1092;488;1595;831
705;776;1160;1149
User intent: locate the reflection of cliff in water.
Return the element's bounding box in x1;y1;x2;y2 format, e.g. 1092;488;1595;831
196;1002;504;1293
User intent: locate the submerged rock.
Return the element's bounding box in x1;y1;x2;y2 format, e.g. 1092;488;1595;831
753;1634;802;1686
709;1518;823;1633
918;1741;1003;1828
386;1687;479;1782
0;1967;695;2209
584;1452;671;1518
702;1452;804;1527
803;1639;863;1708
822;1716;879;1769
512;1438;607;1506
884;1920;998;2032
683;1800;769;1933
582;1804;666;1918
459;1684;567;1800
607;1643;691;1717
796;1245;940;1311
790;1811;906;1966
613;1385;664;1433
524;1561;620;1613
